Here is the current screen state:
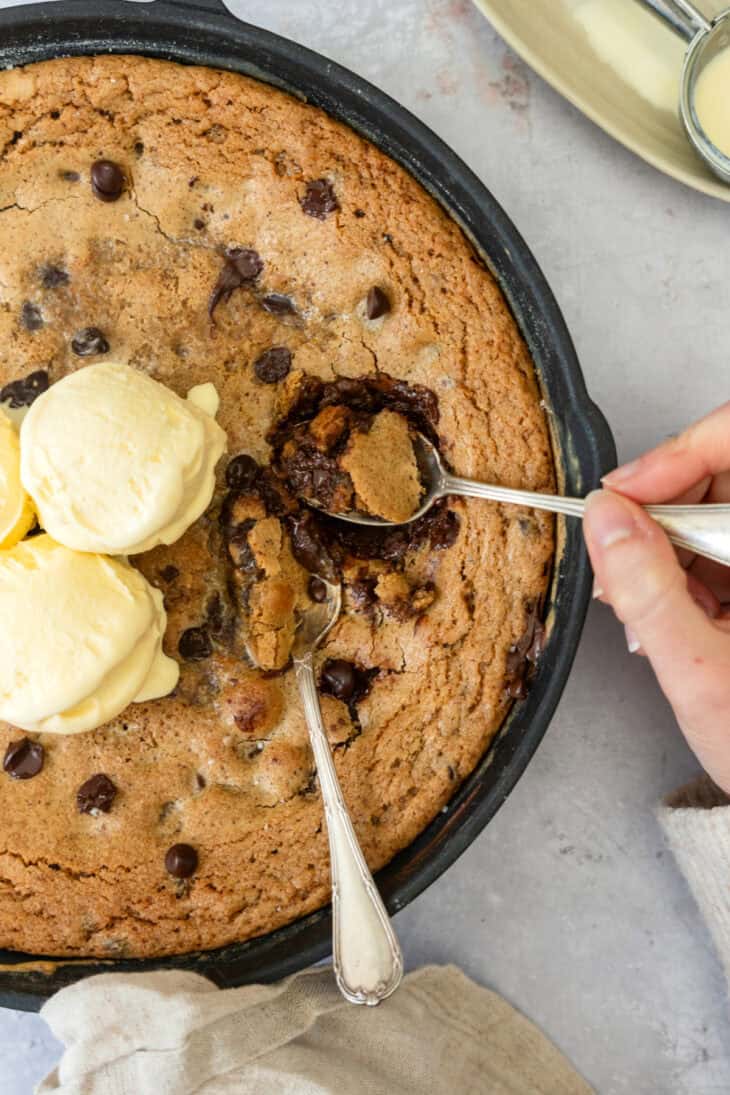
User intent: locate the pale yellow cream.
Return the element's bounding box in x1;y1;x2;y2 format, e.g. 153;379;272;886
0;535;179;734
0;407;35;549
695;48;730;158
20;363;227;555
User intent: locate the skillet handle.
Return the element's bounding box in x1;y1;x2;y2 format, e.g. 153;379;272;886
166;0;232;16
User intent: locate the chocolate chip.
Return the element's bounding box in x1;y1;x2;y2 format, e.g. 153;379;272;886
165;843;198;879
77;773;117;814
20;302;43;332
134;140;145;157
261;293;296;316
354;208;366;218
71;327;110;357
254;347;292;384
60;170;80;182
0;369;49;408
225;454;260;491
208;247;264;318
320;659;373;704
178;627;212;661
308;576;328;602
40;265;69;289
300;178;339;220
366;286;391;320
159;564;179;583
91;159;125;202
3;739;44;780
194;218;205;230
320;659;356;701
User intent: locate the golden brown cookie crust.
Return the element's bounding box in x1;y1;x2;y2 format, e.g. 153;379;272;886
0;55;554;958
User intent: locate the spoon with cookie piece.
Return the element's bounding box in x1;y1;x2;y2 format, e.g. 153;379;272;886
249;573;403;1006
297;423;730;568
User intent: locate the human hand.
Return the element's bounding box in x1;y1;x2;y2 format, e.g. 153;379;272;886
583;402;730;793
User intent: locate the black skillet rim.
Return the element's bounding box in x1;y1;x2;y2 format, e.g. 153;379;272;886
0;0;616;1011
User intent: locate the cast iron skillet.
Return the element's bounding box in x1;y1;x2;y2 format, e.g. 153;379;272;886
0;0;616;1012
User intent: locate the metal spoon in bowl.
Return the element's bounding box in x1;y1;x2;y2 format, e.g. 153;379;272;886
636;0;730;184
315;432;730;567
250;579;403;1006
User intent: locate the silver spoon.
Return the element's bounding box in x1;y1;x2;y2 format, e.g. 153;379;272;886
318;432;730;567
262;579;403;1005
636;0;730;184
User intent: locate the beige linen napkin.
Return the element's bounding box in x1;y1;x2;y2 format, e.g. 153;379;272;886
658;773;730;983
37;964;591;1094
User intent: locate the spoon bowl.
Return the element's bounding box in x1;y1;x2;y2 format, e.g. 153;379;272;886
314;431;730;568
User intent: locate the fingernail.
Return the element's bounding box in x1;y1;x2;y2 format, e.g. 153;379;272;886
625;626;641;654
584;491;637;550
602;459;640;485
592;581;604;599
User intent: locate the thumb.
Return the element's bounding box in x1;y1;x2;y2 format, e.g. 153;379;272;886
584;490;730;785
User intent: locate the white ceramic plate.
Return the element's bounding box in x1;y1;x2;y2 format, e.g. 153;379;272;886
471;0;730;203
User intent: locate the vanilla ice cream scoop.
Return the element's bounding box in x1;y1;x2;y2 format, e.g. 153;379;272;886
20;363;227;555
0;407;35;549
0;535;179;734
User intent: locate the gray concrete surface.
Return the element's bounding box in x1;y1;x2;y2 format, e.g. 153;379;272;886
1;0;730;1091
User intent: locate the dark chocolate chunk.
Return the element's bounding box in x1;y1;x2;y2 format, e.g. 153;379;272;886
60;170;80;182
320;659;373;704
354;208;366;218
0;369;49;408
3;739;44;780
422;506;460;550
20;302;43;332
208;247;264;318
194;218;205;230
134;141;145;157
159;564;179;583
254;347;292;384
254;469;294;517
40;265;69;289
225;454;260;491
71;327;110;357
307;576;328;603
288;512;336;580
165;843;198;879
300;178;339;220
90;159;125;202
178;627;213;661
504;601;546;701
77;773;117;814
278;438;352;512
366;286;391;320
261;293;296;316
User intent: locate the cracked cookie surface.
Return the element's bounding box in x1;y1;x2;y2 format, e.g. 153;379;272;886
0;55;555;958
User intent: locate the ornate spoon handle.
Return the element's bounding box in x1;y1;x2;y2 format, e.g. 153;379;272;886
443;475;730;568
294;653;403;1006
